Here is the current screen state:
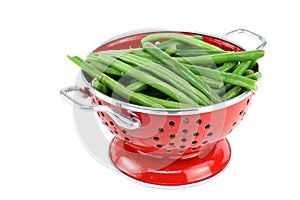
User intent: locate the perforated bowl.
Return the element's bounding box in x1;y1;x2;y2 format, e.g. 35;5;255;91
60;29;266;186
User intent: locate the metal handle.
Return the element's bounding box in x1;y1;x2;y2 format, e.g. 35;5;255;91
60;86;141;130
223;29;267;50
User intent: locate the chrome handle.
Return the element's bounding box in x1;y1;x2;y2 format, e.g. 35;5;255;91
223;28;267;50
60;86;141;130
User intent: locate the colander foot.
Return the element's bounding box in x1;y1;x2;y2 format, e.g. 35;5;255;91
109;138;231;186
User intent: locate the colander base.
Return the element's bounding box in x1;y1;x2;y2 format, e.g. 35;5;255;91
109;138;231;186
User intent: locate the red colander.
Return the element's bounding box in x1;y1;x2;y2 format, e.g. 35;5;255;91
60;29;266;186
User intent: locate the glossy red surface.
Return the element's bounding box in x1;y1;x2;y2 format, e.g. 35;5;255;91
90;31;256;186
110;137;231;186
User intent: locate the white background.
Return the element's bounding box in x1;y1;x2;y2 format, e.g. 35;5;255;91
1;0;299;199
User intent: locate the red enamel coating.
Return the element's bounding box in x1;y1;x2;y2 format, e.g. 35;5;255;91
90;31;256;186
110;138;231;186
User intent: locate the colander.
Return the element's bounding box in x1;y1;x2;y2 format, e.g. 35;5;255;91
60;29;266;186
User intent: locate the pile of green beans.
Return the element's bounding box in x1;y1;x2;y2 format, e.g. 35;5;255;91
68;33;264;109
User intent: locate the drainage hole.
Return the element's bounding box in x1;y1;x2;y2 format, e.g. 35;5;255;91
193;132;199;137
153;136;159;141
181;138;187;142
168;121;175;126
205;124;211;129
196;119;202;124
183;118;189;123
202;141;208;145
207;132;213;137
158;128;164;132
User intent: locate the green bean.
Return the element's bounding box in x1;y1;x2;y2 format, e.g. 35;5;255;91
143;42;223;103
243;69;255;76
183;63;220;77
87;53;198;106
223;86;243;100
89;61;124;76
144;89;169;99
92;78;108;94
94;48;156;62
175;50;265;65
217;72;257;90
217;62;237;72
233;61;252;75
102;51;211;105
193;35;203;40
67;55;103;79
201;76;224;89
137;93;193;109
155;35;203;50
249;59;258;69
68;33;264;108
130;51;158;62
126;81;149;92
126;74;223;91
174;49;226;57
122;59;224;90
216;70;261;96
108;51;223;90
246;72;262;80
156;39;182;50
142;33;223;51
182;63;257;90
164;44;177;55
220;61;252;94
67;55;162;108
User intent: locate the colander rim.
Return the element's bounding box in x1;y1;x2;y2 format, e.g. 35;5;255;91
82;29;256;115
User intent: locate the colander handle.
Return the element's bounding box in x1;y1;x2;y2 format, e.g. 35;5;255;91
59;86;141;130
223;29;267;50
